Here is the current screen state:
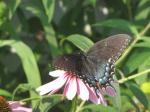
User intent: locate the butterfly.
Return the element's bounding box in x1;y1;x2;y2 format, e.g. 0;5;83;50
53;34;131;96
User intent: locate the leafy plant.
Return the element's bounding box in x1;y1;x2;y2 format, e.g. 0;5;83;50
0;0;150;111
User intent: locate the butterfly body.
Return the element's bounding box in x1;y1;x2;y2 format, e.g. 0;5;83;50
53;34;132;95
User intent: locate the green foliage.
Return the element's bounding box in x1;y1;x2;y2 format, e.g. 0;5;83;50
0;40;41;106
93;19;138;35
0;1;7;26
65;34;94;52
128;83;149;109
83;104;117;112
0;89;12;97
42;0;55;23
8;0;21;19
0;0;150;112
33;94;62;112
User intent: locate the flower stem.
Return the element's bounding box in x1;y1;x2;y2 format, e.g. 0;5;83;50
118;69;150;83
75;101;86;112
71;96;77;112
139;22;150;36
20;95;58;102
21;97;40;102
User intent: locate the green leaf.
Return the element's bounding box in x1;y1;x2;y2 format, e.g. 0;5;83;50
25;6;42;18
121;94;140;112
11;41;41;86
87;0;97;6
12;83;36;100
123;48;150;74
42;0;55;23
134;42;150;48
134;37;150;49
135;0;150;20
140;36;150;43
0;89;12;97
0;1;7;26
93;19;138;35
141;82;150;94
135;7;150;20
0;40;41;106
128;83;149;109
83;104;117;112
24;1;47;24
8;0;21;19
135;57;150;85
24;1;59;57
43;24;59;56
33;94;62;112
111;82;121;111
65;34;94;52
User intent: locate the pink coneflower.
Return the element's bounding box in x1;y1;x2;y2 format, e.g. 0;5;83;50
36;70;116;105
0;96;32;112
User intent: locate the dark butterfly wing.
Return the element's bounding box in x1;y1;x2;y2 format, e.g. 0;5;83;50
87;34;131;61
84;34;131;90
53;53;96;81
52;53;83;75
53;52;98;87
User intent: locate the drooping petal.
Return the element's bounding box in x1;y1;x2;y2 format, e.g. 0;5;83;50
96;90;107;106
87;86;106;105
64;77;77;100
86;86;99;104
36;74;67;95
12;107;32;112
105;86;116;96
76;78;89;101
9;101;32;112
8;101;20;108
49;70;66;77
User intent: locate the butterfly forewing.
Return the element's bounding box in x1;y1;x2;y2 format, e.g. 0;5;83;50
87;34;131;61
53;53;83;75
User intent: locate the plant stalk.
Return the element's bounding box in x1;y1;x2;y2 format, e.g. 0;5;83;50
119;69;150;83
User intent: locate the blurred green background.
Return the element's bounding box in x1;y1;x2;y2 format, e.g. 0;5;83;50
0;0;150;112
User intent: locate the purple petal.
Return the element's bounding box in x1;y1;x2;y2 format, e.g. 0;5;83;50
76;78;89;101
49;70;66;77
96;91;107;106
36;74;67;95
48;89;60;96
105;86;116;96
86;86;107;105
63;77;77;100
86;86;100;104
9;101;32;112
63;76;71;96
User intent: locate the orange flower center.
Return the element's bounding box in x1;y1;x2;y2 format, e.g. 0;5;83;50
0;96;12;112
